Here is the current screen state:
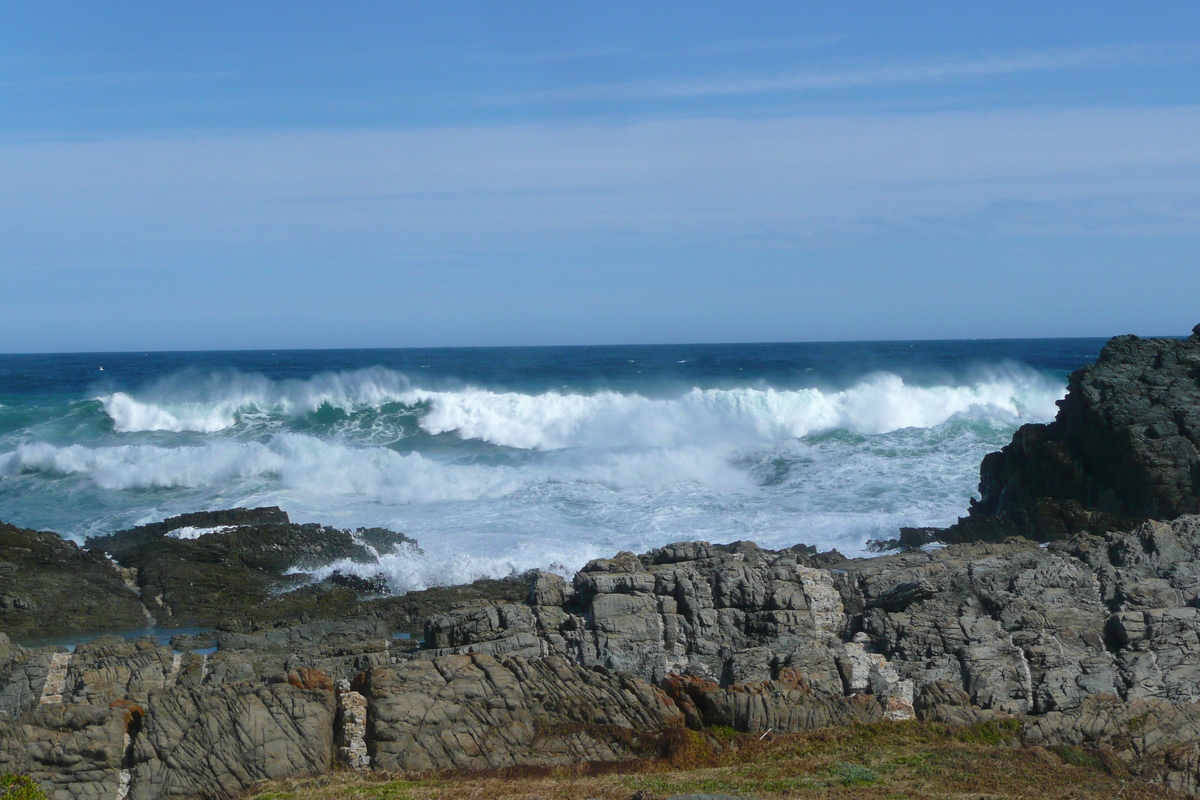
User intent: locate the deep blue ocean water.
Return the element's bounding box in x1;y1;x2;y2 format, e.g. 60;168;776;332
0;339;1105;589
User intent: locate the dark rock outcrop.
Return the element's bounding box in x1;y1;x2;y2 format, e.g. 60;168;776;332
0;508;445;640
0;521;147;638
943;325;1200;543
84;508;417;628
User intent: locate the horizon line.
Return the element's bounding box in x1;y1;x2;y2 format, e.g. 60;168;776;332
0;331;1171;359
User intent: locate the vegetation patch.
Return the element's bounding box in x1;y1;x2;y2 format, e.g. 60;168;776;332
829;761;877;785
242;720;1186;800
952;717;1023;746
0;775;47;800
1050;745;1108;772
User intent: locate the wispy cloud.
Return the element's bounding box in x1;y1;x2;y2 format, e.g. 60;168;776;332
1;69;235;91
361;33;843;66
501;43;1199;103
670;34;845;57
1;104;1198;271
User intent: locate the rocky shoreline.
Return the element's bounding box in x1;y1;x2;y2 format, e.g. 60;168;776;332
1;325;1199;800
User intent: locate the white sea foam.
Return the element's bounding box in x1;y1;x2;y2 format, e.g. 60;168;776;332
300;539;609;592
0;410;1018;584
412;370;1060;449
166;525;237;539
3;361;1071;588
0;434;744;498
102;393;238;433
0;440;284;490
95;365;1062;448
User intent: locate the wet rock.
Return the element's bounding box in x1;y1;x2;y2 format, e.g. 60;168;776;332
84;507;417;627
325;570;391;595
0;520;147;638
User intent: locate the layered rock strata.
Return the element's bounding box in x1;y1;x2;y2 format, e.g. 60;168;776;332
417;517;1200;792
8;518;1200;796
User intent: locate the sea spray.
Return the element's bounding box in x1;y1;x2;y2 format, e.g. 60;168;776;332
92;364;1061;444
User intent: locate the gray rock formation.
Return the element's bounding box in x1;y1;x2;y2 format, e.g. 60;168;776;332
361;653;686;771
11;520;1200;796
422;541;851;691
128;680;335;800
415;517;1200;793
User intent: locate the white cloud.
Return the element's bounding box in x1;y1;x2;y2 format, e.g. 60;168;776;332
1;105;1199;270
502;43;1199;103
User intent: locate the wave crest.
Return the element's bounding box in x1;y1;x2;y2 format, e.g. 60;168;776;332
97;367;416;433
94;365;1063;447
414;371;1059;449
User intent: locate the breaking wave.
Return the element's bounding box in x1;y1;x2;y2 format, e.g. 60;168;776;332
94;365;1062;448
98;367;416;433
412;371;1060;449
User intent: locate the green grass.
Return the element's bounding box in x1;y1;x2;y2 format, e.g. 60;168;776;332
830;762;878;785
1050;745;1108;771
951;717;1023;746
0;775;46;800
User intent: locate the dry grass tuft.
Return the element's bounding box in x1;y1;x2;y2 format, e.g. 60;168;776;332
245;720;1187;800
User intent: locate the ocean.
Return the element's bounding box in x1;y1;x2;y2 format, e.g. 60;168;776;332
0;339;1104;590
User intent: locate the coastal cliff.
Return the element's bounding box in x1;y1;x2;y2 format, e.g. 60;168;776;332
1;325;1199;799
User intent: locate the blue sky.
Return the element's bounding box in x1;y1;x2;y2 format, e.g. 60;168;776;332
2;2;1199;352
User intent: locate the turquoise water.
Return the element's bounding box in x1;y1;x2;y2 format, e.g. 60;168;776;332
0;339;1104;590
